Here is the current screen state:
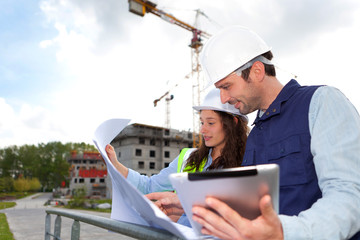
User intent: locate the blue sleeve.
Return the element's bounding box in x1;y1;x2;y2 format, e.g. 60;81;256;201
126;155;180;194
279;86;360;239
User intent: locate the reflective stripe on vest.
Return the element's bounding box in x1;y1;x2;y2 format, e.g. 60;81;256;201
177;148;206;173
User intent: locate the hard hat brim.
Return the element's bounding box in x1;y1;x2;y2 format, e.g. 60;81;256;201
193;105;249;122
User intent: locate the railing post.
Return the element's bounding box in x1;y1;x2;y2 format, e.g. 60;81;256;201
45;213;51;240
54;215;61;240
71;220;80;240
45;209;183;240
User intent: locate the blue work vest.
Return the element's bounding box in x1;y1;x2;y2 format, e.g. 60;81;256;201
242;79;322;216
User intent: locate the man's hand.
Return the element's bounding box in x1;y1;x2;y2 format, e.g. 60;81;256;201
192;195;283;240
146;192;184;222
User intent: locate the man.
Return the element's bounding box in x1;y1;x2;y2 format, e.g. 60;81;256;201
192;26;360;240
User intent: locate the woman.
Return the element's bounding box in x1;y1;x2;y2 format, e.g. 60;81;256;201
106;88;248;226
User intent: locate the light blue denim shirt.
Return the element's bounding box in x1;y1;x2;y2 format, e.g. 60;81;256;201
279;86;360;239
127;148;214;227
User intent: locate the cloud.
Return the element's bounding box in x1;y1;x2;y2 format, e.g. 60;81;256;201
40;0;133;55
34;0;360;137
2;0;359;148
162;0;360;54
254;0;359;54
0;98;67;147
37;0;196;132
0;98;16;131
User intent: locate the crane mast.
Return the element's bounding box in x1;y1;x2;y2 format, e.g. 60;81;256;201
128;0;211;147
153;90;174;129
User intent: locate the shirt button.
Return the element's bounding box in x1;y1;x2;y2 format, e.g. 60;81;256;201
272;108;276;112
266;112;269;115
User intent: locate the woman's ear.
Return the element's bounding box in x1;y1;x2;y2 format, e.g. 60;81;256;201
233;116;239;124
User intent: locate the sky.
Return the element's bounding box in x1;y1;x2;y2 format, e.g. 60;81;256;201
1;0;360;148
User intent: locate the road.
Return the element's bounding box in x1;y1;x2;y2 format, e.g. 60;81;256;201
0;193;136;240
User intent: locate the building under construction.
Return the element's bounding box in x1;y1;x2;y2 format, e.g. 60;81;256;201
67;123;196;199
68;151;109;199
110;123;195;176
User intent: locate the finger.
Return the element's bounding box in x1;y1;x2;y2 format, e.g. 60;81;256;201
192;206;235;240
152;200;162;208
158;200;184;216
201;227;233;240
149;199;167;212
259;195;278;223
159;195;180;206
146;192;177;203
153;201;182;219
145;192;167;201
205;197;246;230
161;206;184;216
168;214;181;222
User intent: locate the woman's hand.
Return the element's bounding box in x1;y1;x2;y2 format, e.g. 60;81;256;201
146;192;184;222
105;144;129;178
105;144;117;165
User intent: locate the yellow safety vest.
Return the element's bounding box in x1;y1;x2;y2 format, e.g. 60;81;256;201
177;148;206;173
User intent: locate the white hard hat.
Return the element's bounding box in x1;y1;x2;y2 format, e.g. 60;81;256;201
200;26;272;86
193;88;248;122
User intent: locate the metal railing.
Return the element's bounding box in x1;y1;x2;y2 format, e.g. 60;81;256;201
45;209;183;240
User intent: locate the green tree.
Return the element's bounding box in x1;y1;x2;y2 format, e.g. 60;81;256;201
0;177;14;192
17;145;38;179
47;142;70;189
68;187;87;208
29;178;41;191
0;146;19;178
0;141;97;192
13;177;30;192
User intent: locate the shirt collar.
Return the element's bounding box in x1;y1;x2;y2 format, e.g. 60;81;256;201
253;79;300;125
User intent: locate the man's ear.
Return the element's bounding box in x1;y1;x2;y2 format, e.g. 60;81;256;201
250;61;265;82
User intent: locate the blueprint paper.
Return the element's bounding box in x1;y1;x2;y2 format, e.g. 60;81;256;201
92;118;198;239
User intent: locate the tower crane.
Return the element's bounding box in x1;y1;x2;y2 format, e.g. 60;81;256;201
153;88;174;129
128;0;211;147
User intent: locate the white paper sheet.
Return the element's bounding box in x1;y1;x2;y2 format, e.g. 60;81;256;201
92;118;198;239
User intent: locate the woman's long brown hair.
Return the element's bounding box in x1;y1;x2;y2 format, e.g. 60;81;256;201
185;110;248;171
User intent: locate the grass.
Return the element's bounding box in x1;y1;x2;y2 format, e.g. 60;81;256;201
0;213;14;240
0;202;16;210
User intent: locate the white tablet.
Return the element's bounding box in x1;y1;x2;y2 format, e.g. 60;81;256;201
169;164;279;236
